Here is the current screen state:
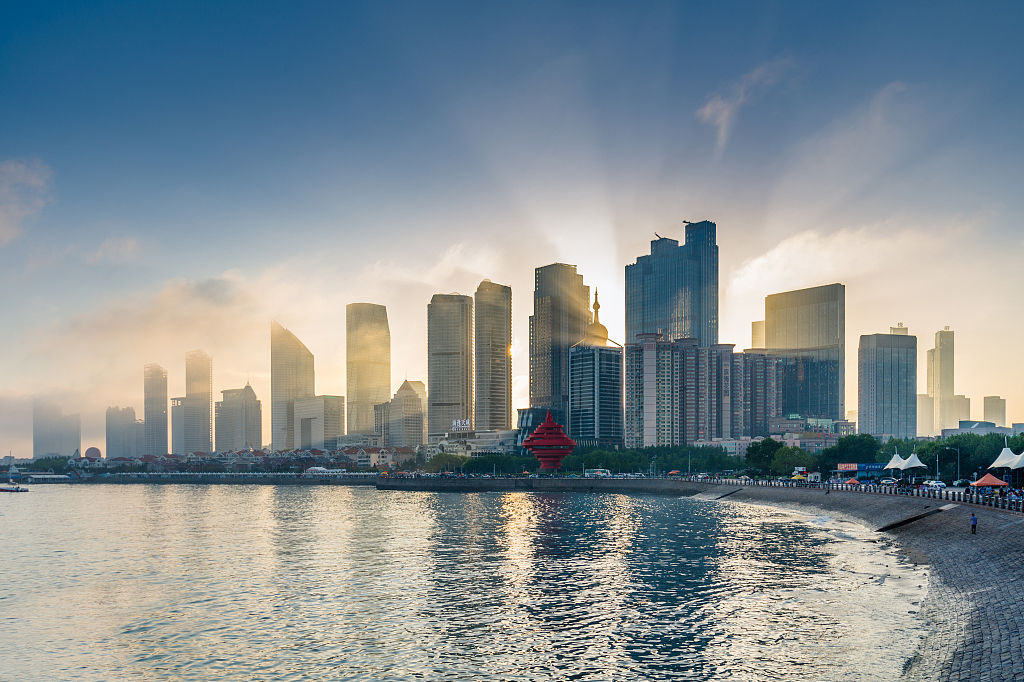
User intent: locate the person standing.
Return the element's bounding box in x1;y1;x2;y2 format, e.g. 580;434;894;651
971;513;978;534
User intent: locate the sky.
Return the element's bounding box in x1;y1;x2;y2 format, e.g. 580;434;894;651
2;1;1023;456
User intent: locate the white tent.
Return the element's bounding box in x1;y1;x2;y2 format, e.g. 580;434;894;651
883;453;908;470
1009;453;1024;470
903;453;927;470
989;447;1019;469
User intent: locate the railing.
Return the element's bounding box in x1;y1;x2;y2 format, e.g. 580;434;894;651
691;476;1024;514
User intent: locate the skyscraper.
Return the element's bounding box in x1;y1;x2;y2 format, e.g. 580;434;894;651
143;363;168;455
858;330;917;439
385;379;428;448
568;292;623;449
184;350;213;454
927;327;956;432
427;294;473;438
33;399;81;458
215;383;262;452
984;396;1007;427
530;263;591;422
762;283;845;420
346;303;391;435
917;394;935;437
294;395;344;450
105;406;137;459
474;279;512;431
271;321;315;451
624;220;719;346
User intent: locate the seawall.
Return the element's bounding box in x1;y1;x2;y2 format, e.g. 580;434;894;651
83;474;377;486
378;477;1021;681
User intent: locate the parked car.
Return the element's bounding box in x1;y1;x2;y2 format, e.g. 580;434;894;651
953;479;971;487
922;480;947;488
879;477;899;485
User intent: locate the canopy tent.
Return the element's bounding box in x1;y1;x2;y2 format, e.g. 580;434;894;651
988;447;1024;470
791;474;806;480
845;477;860;484
883;453;908;470
903;453;927;470
971;473;1008;487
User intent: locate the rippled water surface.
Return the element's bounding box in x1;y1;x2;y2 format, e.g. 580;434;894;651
0;486;928;680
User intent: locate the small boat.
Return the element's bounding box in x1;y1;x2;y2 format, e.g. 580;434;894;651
1;479;28;493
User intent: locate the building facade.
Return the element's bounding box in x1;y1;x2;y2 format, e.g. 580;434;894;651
346;303;391;435
105;406;137;459
758;283;845;420
215;383;262;452
568;293;623;449
428;294;473;438
625;219;719;347
916;394;934;437
474;279;512;431
529;263;591;422
33;399;81;459
927;327;956;433
184;350;213;454
385;379;427;448
293;395;344;450
858;331;917;439
984;395;1007;427
271;321;315;451
143;363;168;455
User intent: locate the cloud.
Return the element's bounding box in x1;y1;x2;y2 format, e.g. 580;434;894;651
86;237;140;264
697;57;794;156
0;158;53;244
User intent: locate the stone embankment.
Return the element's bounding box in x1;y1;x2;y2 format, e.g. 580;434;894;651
379;476;1023;681
85;472;376;486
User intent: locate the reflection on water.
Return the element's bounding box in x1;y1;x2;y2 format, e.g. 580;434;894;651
0;486;927;680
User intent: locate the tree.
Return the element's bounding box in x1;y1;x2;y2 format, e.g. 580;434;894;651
771;446;815;476
745;438;783;475
816;434;880;475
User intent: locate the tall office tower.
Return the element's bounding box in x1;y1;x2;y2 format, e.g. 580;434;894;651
530;263;591;423
293;395;344;450
953;395;971;424
386;380;428;448
271;321;315;451
625;220;718;347
751;320;765;348
346;303;391;435
917;395;935;437
143;363;168;455
984;396;1007;427
926;327;955;432
171;397;185;455
427;294;473;438
184;350;213;454
105;406;137;459
32;399;81;458
623;334;783;448
568;293;624;449
858;330;917;439
215;383;262;452
373;402;390;446
474;280;512;431
763;283;845;420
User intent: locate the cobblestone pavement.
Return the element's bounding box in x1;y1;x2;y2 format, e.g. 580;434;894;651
711;486;1024;681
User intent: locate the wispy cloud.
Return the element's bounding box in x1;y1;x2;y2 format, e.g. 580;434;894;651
0;158;53;244
86;236;140;264
697;57;794;157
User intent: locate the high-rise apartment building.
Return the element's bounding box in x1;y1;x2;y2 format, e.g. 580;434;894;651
383;379;427;448
984;396;1007;427
529;263;591;422
858;330;917;439
759;283;845;420
294;395;344;450
926;327;956;432
624;335;783;448
33;399;81;458
953;394;971;424
428;294;473;438
568;293;623;449
346;303;391;435
474;280;512;431
215;383;262;452
916;395;934;437
271;321;315;451
105;406;137;459
143;363;168;455
625;220;719;346
184;350;213;454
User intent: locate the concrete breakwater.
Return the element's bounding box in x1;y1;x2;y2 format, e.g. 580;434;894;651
379;476;1022;681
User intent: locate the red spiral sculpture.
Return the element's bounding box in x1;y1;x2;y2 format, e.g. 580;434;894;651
522;411;575;470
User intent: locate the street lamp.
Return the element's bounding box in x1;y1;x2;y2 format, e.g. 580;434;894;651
943;446;960;482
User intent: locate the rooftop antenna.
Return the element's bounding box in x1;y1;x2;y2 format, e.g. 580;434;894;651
654;232;662;239
682;219;693;224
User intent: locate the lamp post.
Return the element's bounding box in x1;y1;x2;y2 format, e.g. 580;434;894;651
944;446;960;483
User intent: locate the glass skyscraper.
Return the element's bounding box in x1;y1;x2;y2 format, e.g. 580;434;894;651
474;280;512;431
346;303;391;435
143;363;168;455
624;220;718;346
762;283;845;420
427;294;473;438
270;321;315;451
568;293;624;449
858;331;917;439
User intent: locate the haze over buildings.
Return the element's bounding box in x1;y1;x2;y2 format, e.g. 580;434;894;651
346;304;391;435
143;364;168;456
474;280;513;431
270;322;315;451
427;294;473;438
858;328;917;439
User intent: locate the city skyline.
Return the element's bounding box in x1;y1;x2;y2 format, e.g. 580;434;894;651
4;2;1024;455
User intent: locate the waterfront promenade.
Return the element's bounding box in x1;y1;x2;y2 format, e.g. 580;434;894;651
379;476;1024;681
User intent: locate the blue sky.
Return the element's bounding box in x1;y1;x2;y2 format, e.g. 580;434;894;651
2;1;1023;454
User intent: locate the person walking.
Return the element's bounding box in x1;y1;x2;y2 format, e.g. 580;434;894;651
971;513;978;534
